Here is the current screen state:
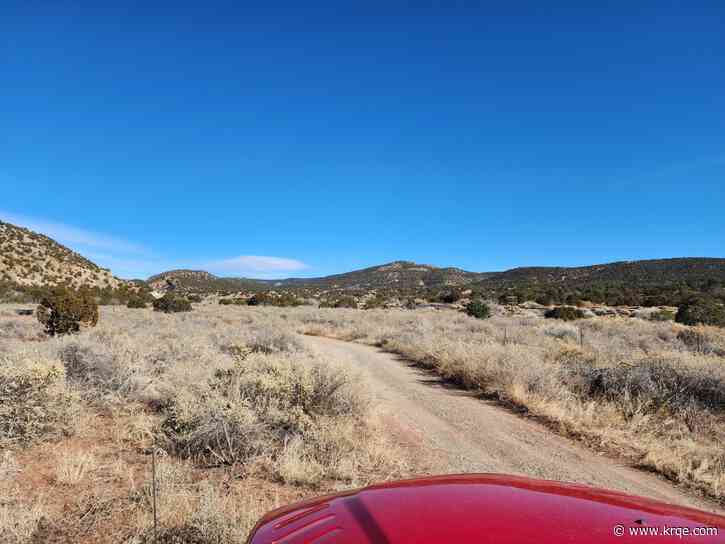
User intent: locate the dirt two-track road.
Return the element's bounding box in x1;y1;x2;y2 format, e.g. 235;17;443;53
303;335;723;514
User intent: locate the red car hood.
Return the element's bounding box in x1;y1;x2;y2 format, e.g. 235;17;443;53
248;474;724;543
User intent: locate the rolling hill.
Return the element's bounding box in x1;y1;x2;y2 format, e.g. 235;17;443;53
147;269;266;293
2;217;723;308
0;220;126;291
147;261;488;293
270;261;488;289
148;258;725;296
477;258;725;289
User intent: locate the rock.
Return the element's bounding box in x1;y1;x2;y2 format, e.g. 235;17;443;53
633;308;658;319
521;301;548;310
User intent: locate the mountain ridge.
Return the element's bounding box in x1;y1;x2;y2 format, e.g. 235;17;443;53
147;257;725;296
2;218;723;306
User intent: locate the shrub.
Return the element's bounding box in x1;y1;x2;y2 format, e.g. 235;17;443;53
219;298;246;305
440;291;461;304
126;296;147;309
363;295;386;309
559;357;725;418
153;294;192;313
464;299;491;319
187;294;203;303
544;306;585;321
248;292;302;307
650;309;675;321
676;298;725;327
320;296;357;309
162;353;368;471
0;353;79;444
36;287;99;336
246;293;264;306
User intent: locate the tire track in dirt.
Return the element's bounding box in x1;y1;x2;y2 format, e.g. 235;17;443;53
303;335;723;514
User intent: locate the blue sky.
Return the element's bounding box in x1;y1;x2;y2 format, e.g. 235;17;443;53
2;2;723;279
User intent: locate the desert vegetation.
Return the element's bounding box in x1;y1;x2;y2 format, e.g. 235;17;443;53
2;295;724;542
0;304;405;543
290;306;725;502
36;287;99;336
152;293;193;313
544;305;585;321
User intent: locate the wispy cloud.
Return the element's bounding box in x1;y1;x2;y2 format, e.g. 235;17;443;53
205;255;309;277
82;253;176;280
0;211;149;255
1;211;310;280
0;211;157;279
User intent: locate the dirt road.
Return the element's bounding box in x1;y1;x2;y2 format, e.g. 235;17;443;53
303;335;722;514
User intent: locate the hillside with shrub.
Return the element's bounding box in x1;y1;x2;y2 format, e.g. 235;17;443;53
0;220;126;292
471;258;725;308
3;219;724;313
147;269;267;294
148;258;725;310
270;260;488;289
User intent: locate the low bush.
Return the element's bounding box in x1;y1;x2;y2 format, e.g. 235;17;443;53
676;298;725;327
676;328;724;355
319;296;357;309
464;299;491;319
559;357;725;418
649;309;675;321
440;291;461;304
363;295;386;309
247;292;303;307
544;306;585;321
127;296;147;309
0;353;79;444
153;294;192;313
161;352;371;483
36;287;99;336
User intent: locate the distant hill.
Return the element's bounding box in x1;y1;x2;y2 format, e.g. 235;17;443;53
3;216;723;308
471;258;725;306
148;258;725;302
271;261;488;290
148;261;488;293
476;258;725;289
0;220;125;290
147;269;267;293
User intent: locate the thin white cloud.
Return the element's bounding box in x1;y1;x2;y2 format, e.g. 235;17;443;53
0;211;310;280
0;211;149;255
82;253;176;280
206;255;309;276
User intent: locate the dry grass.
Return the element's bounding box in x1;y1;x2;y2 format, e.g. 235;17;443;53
3;301;722;542
0;304;407;543
0;351;81;445
281;306;725;501
54;449;98;485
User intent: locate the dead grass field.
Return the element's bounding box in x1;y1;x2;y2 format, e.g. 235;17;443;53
284;306;725;502
2;303;724;542
0;304;407;543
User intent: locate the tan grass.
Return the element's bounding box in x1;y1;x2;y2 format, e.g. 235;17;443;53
0;303;408;543
54;449;98;485
277;306;725;501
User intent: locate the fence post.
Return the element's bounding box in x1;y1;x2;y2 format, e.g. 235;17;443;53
152;441;158;543
579;327;584;348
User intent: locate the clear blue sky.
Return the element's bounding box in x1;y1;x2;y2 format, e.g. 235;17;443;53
2;2;723;279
